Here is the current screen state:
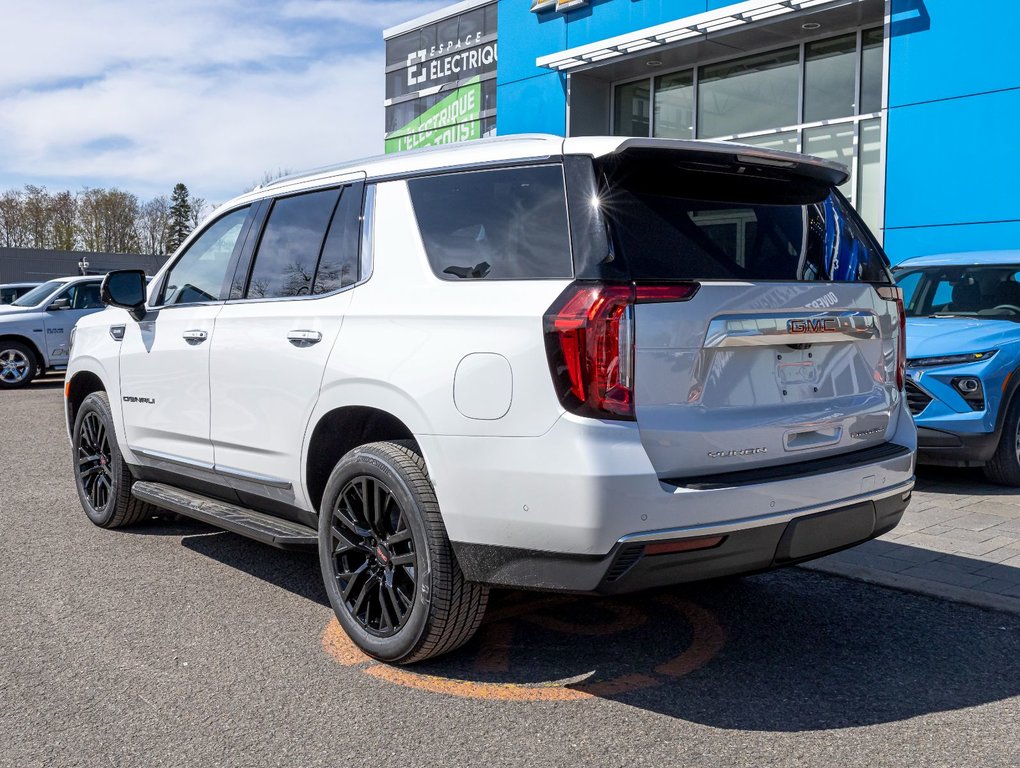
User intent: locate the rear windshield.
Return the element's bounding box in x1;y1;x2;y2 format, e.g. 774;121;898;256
571;151;891;283
407;164;573;281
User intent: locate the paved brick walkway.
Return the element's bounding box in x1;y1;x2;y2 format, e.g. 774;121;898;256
804;467;1020;613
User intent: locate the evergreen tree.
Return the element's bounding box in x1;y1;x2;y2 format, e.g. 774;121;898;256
167;182;193;254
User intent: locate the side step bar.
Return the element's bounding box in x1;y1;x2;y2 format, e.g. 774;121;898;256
131;481;318;551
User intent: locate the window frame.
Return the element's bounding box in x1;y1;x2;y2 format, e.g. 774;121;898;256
150;204;257;310
225;178;369;305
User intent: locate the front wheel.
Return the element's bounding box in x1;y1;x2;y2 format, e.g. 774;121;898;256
984;396;1020;486
318;441;488;664
0;341;37;389
72;391;154;527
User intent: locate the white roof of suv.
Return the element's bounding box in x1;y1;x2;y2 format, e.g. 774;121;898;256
236;134;848;209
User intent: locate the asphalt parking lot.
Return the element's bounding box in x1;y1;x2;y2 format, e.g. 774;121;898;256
2;378;1018;767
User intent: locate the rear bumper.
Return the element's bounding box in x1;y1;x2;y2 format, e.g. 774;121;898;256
453;486;911;593
916;426;999;467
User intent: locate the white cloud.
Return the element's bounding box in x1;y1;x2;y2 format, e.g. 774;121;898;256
0;0;450;202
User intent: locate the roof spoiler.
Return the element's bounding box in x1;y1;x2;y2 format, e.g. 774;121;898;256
596;137;849;187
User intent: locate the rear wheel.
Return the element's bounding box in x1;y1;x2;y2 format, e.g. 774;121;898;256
72;391;154;527
0;341;36;389
318;441;488;664
983;396;1020;486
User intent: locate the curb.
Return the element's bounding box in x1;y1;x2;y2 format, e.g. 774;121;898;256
799;559;1020;617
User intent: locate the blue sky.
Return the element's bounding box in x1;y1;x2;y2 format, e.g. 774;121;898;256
0;0;450;205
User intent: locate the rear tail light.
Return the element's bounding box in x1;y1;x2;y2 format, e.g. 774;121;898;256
878;285;906;391
544;281;699;420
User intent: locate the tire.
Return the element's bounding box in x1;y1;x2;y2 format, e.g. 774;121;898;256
0;340;37;389
318;440;488;664
72;391;154;528
984;395;1020;486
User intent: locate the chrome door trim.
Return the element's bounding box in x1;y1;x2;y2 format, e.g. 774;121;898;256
131;448;293;490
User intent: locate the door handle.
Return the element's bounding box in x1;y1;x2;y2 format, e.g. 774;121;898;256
287;330;322;347
182;329;208;344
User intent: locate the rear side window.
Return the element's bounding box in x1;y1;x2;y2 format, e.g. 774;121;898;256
408;165;573;280
313;185;362;294
247;188;340;299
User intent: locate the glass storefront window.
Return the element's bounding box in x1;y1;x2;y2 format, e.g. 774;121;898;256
732;130;799;154
653;70;693;139
614;79;650;137
697;47;798;137
857;118;883;234
803;124;855;199
860;27;884;114
804;33;857;122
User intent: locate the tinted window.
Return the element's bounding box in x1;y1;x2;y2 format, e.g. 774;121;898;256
896;264;1020;321
408;165;572;280
162;207;249;305
12;281;61;307
247;189;340;299
313;185;362;294
583;153;891;283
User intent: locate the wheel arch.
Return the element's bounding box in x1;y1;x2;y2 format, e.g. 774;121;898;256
305;405;421;514
0;333;45;370
65;370;107;435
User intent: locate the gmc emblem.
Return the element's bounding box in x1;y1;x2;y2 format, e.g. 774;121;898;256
787;318;840;334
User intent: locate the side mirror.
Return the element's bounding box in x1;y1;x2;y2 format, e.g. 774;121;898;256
101;270;147;321
46;298;71;311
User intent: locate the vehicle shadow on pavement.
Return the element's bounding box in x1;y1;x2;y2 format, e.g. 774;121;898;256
173;522;1020;731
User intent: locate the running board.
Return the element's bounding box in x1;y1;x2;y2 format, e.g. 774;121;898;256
131;481;318;550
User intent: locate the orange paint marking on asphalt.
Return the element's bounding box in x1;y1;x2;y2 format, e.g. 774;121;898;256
652;596;727;679
320;596;727;702
523;601;647;637
320;619;372;666
363;664;594;702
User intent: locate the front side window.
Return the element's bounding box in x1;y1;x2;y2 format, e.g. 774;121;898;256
246;189;340;299
60;281;103;310
408;165;573;281
161;207;250;305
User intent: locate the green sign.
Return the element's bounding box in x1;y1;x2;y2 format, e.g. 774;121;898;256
385;77;482;154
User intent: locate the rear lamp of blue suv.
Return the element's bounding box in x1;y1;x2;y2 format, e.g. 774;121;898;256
64;136;915;664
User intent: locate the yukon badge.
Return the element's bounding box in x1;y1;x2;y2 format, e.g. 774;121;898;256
708;447;768;458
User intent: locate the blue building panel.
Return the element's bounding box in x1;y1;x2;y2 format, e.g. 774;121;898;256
885;222;1020;263
888;0;1020;108
496;72;569;136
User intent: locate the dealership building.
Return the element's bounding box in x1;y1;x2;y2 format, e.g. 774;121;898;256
385;0;1020;262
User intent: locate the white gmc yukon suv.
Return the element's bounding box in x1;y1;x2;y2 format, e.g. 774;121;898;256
65;135;915;664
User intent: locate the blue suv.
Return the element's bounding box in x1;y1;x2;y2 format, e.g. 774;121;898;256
894;251;1020;484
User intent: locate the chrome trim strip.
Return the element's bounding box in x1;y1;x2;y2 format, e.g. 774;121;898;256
130;448;293;489
617;479;914;545
214;464;293;490
704;310;880;348
132;447;215;472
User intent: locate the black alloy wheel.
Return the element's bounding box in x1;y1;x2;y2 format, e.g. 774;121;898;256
329;475;418;636
77;411;114;514
71;391;153;528
318;441;488;664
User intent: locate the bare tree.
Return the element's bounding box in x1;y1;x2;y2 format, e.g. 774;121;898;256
0;189;27;247
22;185;56;248
50;191;78;250
188;194;208;229
78;188;141;253
137;195;170;255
